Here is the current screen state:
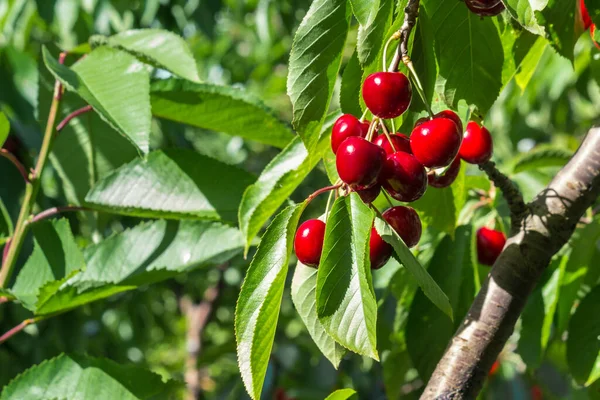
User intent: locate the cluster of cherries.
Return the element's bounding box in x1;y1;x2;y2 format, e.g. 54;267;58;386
581;0;600;49
294;68;498;270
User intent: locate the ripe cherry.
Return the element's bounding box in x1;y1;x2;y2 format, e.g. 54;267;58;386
476;227;506;266
459;121;493;164
464;0;505;16
362;72;412;119
489;360;501;377
381;151;427;202
410;116;462;168
369;227;393;270
383;206;422;248
374;133;412;155
331;114;369;154
581;0;592;30
435;110;463;132
336;136;386;189
357;184;381;204
428;158;461;188
294;219;326;267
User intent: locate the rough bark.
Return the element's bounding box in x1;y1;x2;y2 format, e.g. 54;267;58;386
422;129;600;399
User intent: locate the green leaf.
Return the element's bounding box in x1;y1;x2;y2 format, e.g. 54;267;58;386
103;29;200;82
375;217;453;320
291;261;346;367
409;4;438;113
340;52;364;116
287;0;350;152
0;112;9;148
150;79;293;149
0;354;181;399
514;36;548;91
567;286;600;386
357;0;393;67
316;193;378;360
422;0;503;114
0;196;13;242
31;220;243;316
324;388;357;400
10;219;85;310
43;46;152;154
235;204;305;400
535;0;577;60
349;0;379;25
238;136;316;253
85;149;254;222
503;0;544;34
588;0;600;27
405;226;474;381
511;145;573;173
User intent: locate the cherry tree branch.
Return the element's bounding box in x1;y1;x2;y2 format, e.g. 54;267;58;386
423;128;600;399
0;317;41;344
389;0;420;72
0;149;30;183
56;105;93;132
30;206;91;224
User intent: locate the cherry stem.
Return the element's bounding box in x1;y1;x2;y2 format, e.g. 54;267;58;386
382;34;400;72
391;119;396;135
0;149;30;183
306;184;342;206
360;109;369;122
324;189;335;223
31;206;91;224
366;118;380;142
382;190;395;208
0;317;40;345
379;121;397;153
56;105;93;132
406;61;433;118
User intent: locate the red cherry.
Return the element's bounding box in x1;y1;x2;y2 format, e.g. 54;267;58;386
530;385;543;400
336;137;386;189
382;206;422;248
410;117;462;168
369;227;393;270
489;360;501;376
435;110;463;133
374;133;412;155
459;121;493;164
381;151;427;202
357;184;381;204
414;116;429;128
476;227;506;266
294;219;326;267
362;72;412;119
581;0;592;30
464;0;505;16
428;158;461;188
331;114;369;154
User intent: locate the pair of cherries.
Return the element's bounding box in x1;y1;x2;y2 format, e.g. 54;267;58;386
294;206;421;269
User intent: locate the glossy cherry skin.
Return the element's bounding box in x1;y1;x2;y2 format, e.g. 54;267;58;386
369;227;393;270
374;133;412;155
383;206;422;248
476;227;506;266
428;157;461;188
581;0;592;30
294;219;326;267
381;151;427;202
410;117;462;168
459;121;493;164
331;114;369;154
362;72;412;119
464;0;505;16
435;110;463;133
357;184;381;204
336;137;386;189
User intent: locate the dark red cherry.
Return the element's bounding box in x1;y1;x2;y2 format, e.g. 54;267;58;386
476;227;506;266
357;184;381;204
369;227;393;270
581;0;592;30
294;219;326;267
410;117;462;168
459;121;493;164
382;206;422;248
331;114;369;154
464;0;505;16
362;72;412;119
381;151;427;202
336;137;386;189
374;133;412;155
435;110;463;133
428;157;461;188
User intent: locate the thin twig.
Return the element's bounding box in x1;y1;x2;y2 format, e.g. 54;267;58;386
31;206;91;224
56;105;93;132
389;0;420;72
0;150;30;183
2;238;11;267
0;318;39;345
306;184;342;205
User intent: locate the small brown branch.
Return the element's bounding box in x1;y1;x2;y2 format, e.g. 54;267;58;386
56;105;93;132
306;184;342;205
389;0;420;72
479;161;527;231
2;238;11;266
0;318;38;344
31;206;91;224
0;149;30;183
423;129;600;399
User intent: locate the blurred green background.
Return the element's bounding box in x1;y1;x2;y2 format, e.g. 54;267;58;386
1;1;600;399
